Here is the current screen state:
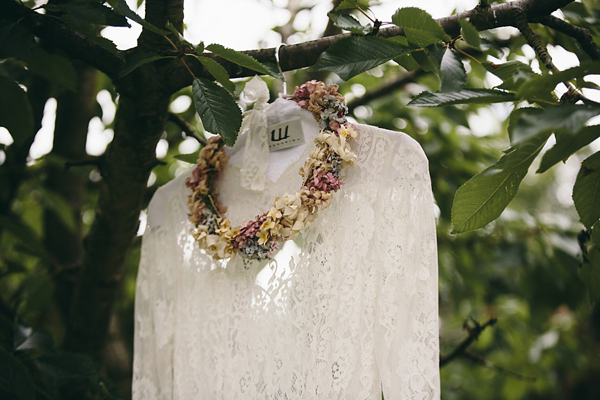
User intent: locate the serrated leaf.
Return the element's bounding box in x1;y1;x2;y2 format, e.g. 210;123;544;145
411;43;445;78
23;46;78;92
507;107;543;144
0;19;36;58
518;61;600;99
459;19;481;48
573;151;600;229
579;246;600;302
327;11;367;34
57;3;130;27
0;76;34;147
196;56;235;92
313;36;411;80
174;151;200;164
451;131;551;233
440;48;466;92
195;41;204;54
408;88;516;107
119;51;175;78
192;78;242;147
114;0;169;35
206;43;271;76
335;0;371;11
511;104;600;144
392;7;450;47
538;125;600;173
483;61;537;91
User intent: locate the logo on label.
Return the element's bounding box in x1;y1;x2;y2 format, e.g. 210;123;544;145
266;118;305;152
271;126;290;142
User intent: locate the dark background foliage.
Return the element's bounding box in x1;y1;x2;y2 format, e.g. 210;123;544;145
1;0;599;399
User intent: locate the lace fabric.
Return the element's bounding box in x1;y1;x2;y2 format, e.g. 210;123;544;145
132;102;440;399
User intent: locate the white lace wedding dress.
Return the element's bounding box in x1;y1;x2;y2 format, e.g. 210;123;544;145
132;87;440;399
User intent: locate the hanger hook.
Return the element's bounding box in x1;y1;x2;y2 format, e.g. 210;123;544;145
275;43;287;95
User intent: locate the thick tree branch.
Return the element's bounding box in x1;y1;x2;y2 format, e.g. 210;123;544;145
168;0;575;92
538;14;600;61
3;0;575;91
0;0;124;79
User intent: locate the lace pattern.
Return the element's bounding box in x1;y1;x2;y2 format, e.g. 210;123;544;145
133;119;440;399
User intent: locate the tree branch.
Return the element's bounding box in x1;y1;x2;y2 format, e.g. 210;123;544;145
167;0;575;92
538;14;600;61
0;0;124;79
440;317;497;367
347;69;424;113
168;112;207;145
463;351;537;381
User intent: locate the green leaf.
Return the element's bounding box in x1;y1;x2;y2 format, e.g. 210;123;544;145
392;7;450;47
0;347;35;400
0;19;36;58
507;107;542;144
483;61;537;91
0;215;47;258
313;36;411;80
451;131;551;233
23;46;78;92
33;352;99;385
196;56;236;93
206;43;271;76
573;151;600;229
408;88;516;107
39;189;77;232
114;0;169;35
56;3;130;27
538;125;600;172
119;51;175;78
411;43;445;78
517;61;600;99
459;19;481;48
14;324;53;351
440;48;466;92
335;0;371;11
327;11;370;35
174;151;200;164
510;104;600;144
394;54;419;71
579;246;600;302
0;76;34;147
192;78;242;147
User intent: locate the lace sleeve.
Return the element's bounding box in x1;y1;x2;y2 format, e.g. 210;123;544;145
132;191;179;399
372;130;440;399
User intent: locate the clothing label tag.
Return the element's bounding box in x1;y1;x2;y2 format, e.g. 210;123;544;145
266;118;305;152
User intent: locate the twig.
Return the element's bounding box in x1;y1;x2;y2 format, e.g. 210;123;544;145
65;157;103;170
512;9;591;104
168;112;207;145
512;9;558;72
464;351;538;382
440;317;497;367
347;69;424;112
538;15;600;61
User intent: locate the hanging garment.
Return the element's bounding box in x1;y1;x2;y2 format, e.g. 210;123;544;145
132;82;440;400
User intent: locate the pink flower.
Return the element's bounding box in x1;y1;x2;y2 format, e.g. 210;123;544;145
306;170;342;192
329;120;340;132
